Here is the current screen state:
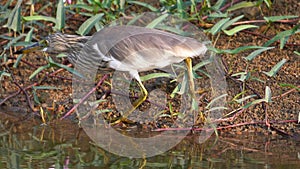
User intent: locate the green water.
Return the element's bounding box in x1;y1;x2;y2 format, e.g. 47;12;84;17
0;120;299;169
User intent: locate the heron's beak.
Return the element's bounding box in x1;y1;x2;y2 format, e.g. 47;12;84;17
14;40;46;54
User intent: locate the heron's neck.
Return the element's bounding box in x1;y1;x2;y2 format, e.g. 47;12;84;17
66;35;90;64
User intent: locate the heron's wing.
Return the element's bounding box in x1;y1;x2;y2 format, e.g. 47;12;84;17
94;26;206;70
75;25;207;72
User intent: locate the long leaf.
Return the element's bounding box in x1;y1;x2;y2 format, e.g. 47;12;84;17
29;64;50;79
208;46;265;54
33;86;61;90
264;86;272;103
55;0;65;31
76;13;104;35
209;18;230;35
140;73;173;82
264;15;298;22
4;34;25;50
208;12;228;19
177;0;185;18
263;0;272;8
127;1;158;12
25;28;34;43
263;24;300;48
206;94;227;109
226;1;256;12
193;59;212;71
48;57;83;78
155;25;191;36
221;15;244;30
263;58;287;77
223;25;258;36
279;83;300;91
146;14;169;28
23;15;56;23
66;4;94;12
235;94;257;104
244;47;274;61
4;0;22;32
212;0;226;10
243;98;265;109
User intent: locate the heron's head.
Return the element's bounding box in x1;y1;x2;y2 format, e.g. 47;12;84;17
15;33;90;56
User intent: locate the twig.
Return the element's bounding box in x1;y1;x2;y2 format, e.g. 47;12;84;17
232;18;300;25
152;119;298;132
272;85;300;99
60;74;109;120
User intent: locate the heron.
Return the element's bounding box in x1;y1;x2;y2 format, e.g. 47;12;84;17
16;25;207;123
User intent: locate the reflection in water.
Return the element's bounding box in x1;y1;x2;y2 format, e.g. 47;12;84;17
0;119;300;169
0;117;300;168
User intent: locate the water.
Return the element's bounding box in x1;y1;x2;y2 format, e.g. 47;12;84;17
0;119;299;169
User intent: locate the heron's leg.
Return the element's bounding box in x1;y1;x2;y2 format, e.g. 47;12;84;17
123;79;148;117
111;79;148;124
185;58;205;122
133;80;148;109
185;58;196;100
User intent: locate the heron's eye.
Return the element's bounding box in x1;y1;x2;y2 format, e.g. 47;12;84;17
44;40;49;46
39;39;49;48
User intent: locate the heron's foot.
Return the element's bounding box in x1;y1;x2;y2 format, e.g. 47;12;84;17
194;111;206;126
109;116;136;125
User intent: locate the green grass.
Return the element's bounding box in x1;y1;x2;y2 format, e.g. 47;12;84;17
0;0;299;126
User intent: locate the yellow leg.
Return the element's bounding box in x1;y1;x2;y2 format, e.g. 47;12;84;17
185;58;205;123
123;80;148;117
112;80;148;124
185;57;196;100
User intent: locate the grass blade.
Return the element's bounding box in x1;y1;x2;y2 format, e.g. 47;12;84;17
244;47;274;61
127;1;158;12
193;59;212;71
140;73;173;82
264;86;272;103
33;86;61;90
235;94;257;104
29;64;50;79
76;13;104;35
206;93;227;109
264;15;299;22
243;98;265;109
66;4;94;12
227;1;256;12
221;15;244;30
208;12;228;19
155;25;191;36
24;28;34;42
263;0;272;8
263;58;287;77
208;46;265;54
263;24;300;48
279;83;300;91
146;14;169;28
177;0;186;18
223;25;258;36
209;18;230;35
4;34;25;50
4;0;22;32
23;15;56;23
48;57;83;78
55;0;65;31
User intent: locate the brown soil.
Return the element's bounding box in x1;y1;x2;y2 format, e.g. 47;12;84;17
0;0;299;136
